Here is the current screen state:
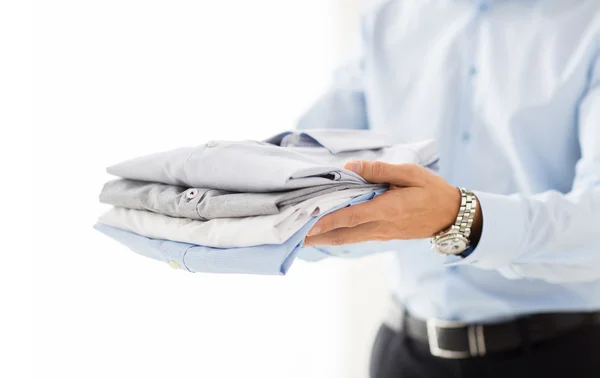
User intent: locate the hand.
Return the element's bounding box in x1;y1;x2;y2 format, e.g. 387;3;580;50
303;161;482;246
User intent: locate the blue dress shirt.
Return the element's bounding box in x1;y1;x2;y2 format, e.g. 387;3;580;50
297;0;600;321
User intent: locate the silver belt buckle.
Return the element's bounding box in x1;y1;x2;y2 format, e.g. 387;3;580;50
426;319;486;359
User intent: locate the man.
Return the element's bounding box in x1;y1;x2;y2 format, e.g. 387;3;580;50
298;0;600;377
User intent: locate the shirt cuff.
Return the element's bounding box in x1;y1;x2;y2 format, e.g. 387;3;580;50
444;191;528;269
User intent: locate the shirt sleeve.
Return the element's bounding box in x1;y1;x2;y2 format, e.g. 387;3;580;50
447;55;600;284
296;11;371;131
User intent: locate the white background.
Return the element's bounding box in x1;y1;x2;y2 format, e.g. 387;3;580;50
14;1;389;377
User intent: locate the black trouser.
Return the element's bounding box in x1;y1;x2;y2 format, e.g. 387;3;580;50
370;323;600;378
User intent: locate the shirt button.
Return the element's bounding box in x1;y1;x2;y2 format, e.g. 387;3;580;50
468;66;478;77
206;141;219;148
461;131;471;142
186;189;198;199
168;260;181;269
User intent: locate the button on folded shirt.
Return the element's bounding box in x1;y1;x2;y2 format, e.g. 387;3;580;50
95;129;439;275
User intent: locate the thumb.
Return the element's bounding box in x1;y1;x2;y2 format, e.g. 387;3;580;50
345;161;428;187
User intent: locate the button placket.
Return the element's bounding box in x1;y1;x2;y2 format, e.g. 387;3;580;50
451;4;484;188
461;5;487;189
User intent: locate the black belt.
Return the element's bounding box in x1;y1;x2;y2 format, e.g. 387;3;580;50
401;311;600;359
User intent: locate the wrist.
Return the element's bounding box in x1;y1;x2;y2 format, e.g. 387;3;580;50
436;186;462;235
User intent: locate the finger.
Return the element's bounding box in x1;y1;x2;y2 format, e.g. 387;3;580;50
345;161;429;187
306;201;381;236
304;222;384;246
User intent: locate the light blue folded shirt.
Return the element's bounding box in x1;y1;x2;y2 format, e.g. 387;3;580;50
94;189;386;275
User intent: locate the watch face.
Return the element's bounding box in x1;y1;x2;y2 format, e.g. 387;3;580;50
434;234;469;255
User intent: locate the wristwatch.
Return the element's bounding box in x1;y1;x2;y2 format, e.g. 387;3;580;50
431;187;477;255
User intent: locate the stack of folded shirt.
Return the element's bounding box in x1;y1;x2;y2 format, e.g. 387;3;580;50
95;129;439;275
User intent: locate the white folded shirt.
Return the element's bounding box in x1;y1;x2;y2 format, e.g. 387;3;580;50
98;188;375;248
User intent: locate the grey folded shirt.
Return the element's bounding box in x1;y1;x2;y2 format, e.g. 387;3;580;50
106;129;438;193
99;179;386;220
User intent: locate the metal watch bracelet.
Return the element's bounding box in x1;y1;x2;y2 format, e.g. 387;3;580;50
431;187;477;255
454;187;477;238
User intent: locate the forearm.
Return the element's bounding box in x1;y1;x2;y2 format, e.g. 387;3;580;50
296;44;369;132
457;57;600;283
451;187;600;283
